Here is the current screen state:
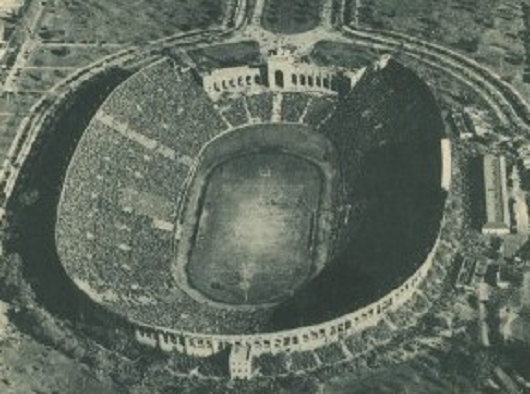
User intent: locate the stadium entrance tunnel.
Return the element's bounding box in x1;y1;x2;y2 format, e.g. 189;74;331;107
175;123;339;308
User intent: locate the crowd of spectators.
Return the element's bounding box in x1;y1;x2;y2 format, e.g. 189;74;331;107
217;95;249;128
281;93;311;123
246;92;274;122
303;95;337;128
103;59;229;157
213;90;338;131
321;59;443;152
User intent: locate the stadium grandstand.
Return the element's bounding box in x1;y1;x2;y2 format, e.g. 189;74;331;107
47;49;450;379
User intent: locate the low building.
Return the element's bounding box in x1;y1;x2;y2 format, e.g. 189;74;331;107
482;155;511;236
455;257;477;290
0;0;26;51
441;138;452;191
523;270;530;310
229;345;254;380
448;110;473;140
518;144;530;170
510;166;529;235
478;281;491;302
463;106;491;137
0;0;25;28
485;263;514;289
0;19;5;44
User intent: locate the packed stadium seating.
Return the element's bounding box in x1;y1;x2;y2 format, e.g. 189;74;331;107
103;59;229;156
246;92;274;122
303;94;336;128
320;60;443;151
217;95;250;128
281;92;310;123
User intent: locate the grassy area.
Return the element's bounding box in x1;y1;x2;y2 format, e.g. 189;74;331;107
188;152;321;305
17;69;70;92
29;45;120;68
0;115;18;158
0;94;39;115
187;41;262;70
262;0;323;34
326;345;485;393
38;0;228;44
0;92;45;159
0;332;118;394
354;0;526;82
0;95;42;161
310;41;378;68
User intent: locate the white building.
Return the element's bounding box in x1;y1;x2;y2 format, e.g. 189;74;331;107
441;138;452;191
518;144;530;170
266;48;337;93
201;48;359;101
229;345;254;380
0;19;5;43
0;0;25;52
482;155;511;236
450;110;473;140
463;106;492;137
0;0;25;18
510;166;529;234
202;65;262;98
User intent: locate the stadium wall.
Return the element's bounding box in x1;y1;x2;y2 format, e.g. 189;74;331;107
134;225;444;357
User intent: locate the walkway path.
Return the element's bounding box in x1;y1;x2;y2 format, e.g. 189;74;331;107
2;1;46;93
251;0;267;26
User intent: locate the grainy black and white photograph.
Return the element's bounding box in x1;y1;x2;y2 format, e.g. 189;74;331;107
0;0;529;392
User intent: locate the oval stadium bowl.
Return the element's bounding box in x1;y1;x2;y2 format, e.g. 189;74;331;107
53;53;449;351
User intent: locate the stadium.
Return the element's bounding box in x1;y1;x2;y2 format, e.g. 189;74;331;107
7;47;452;378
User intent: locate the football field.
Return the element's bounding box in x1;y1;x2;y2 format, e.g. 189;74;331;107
187;152;323;305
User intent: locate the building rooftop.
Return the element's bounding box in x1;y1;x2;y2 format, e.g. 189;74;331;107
0;0;24;18
482;155;511;236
